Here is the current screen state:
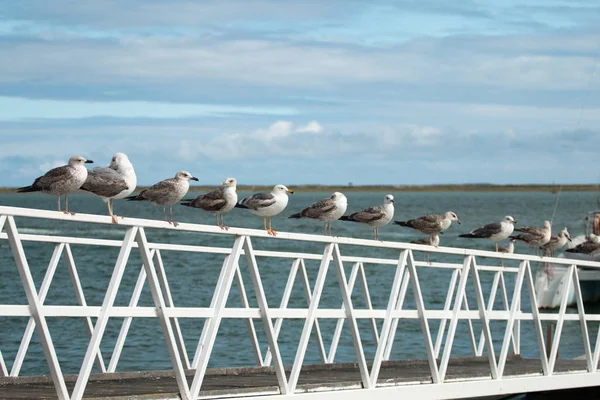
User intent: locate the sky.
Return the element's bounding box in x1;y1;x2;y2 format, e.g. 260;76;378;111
1;0;600;186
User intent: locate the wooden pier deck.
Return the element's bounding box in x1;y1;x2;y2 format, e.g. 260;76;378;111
0;356;588;399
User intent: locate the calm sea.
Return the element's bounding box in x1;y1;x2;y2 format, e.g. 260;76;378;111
0;191;598;376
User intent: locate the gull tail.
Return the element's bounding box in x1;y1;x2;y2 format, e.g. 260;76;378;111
394;220;410;227
17;185;38;193
459;233;478;238
339;215;354;222
288;212;302;219
126;193;146;201
180;201;193;207
235;203;249;209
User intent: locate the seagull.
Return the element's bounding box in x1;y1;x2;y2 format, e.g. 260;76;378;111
126;170;198;226
510;220;552;255
80;152;137;224
235;184;293;236
565;234;600;260
340;194;394;240
459;215;517;251
17;155;94;214
541;227;571;257
181;177;238;230
288;192;348;236
410;233;440;247
497;238;516;254
394;211;460;235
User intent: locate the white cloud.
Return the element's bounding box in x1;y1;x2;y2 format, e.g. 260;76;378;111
296;121;324;134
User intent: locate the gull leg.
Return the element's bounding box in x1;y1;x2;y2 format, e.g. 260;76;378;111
215;213;219;227
268;217;277;236
163;207;167;222
374;227;378;241
324;223;327;236
65;195;75;215
108;199;119;224
329;222;333;236
220;213;229;230
263;217;267;232
170;206;179;227
57;196;62;212
495;242;498;252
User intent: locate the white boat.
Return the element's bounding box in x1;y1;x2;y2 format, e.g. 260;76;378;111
535;211;600;308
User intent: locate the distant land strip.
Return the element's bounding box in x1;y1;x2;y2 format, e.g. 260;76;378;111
0;184;598;194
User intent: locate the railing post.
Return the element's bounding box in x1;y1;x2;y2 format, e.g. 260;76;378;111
189;236;246;399
71;226;138;400
5;216;70;400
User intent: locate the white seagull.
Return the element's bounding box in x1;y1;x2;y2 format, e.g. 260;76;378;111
459;215;517;251
497;238;516;254
18;155;94;214
81;152;137;224
340;194;394;240
126;170;198;226
236;184;294;236
288;192;348;236
181;177;238;230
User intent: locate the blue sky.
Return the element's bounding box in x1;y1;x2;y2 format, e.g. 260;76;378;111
1;0;600;186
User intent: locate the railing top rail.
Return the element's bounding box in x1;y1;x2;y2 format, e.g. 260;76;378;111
1;205;599;268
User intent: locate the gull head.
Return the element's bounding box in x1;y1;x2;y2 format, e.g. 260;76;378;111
176;170;199;182
590;233;600;243
503;215;517;224
273;184;293;194
221;177;237;189
445;211;461;224
69;155;93;166
560;227;571;241
331;192;347;206
109;152;133;170
384;194;394;205
543;220;551;229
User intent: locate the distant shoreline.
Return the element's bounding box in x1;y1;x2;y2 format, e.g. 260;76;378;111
1;184;597;194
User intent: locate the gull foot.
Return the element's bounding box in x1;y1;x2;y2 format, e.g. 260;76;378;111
111;215;119;224
267;229;277;236
220;225;230;230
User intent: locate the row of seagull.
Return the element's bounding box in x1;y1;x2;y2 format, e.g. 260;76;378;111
14;153;599;258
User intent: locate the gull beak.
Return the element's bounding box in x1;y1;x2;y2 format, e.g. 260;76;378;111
191;177;199;181
85;160;94;164
513;220;517;224
287;189;294;194
567;236;572;242
457;220;461;224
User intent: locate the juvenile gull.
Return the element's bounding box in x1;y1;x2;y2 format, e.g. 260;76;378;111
394;211;460;235
410;233;440;247
497;238;516;254
18;155;93;214
541;227;571;257
459;215;517;251
510;220;552;254
288;192;348;236
565;234;600;260
181;177;238;230
80;152;137;224
235;184;293;236
340;194;394;240
126;170;198;226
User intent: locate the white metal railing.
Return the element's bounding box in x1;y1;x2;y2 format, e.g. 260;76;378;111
0;206;600;399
